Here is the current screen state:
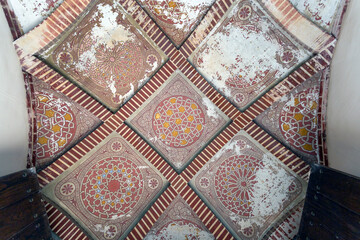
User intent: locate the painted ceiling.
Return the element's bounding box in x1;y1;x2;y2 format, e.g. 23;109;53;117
1;0;349;239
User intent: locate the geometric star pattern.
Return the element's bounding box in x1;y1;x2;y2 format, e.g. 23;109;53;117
2;0;349;239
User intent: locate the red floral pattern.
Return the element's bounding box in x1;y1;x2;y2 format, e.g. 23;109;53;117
215;155;264;217
80;157;144;218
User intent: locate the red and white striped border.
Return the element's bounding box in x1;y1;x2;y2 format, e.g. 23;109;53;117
6;0;343;238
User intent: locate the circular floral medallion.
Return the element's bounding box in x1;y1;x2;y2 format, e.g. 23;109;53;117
104;225;117;239
148;178;159;189
78;32;144;89
80;157;144;219
60;182;75;196
238;5;252;20
36;92;76;159
214;155;264;217
199;177;210;188
234;93;246;104
147;54;158;66
152;96;205;148
241;225;255;237
281;50;295;63
236;139;247;151
111;141;122;152
58;52;73;65
279;87;319;155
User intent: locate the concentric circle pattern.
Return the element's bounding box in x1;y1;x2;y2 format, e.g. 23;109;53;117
215;155;263;217
80;157;143;218
78;32;144;89
152;96;205;148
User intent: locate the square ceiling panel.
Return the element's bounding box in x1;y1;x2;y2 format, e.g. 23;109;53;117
38;0;167;112
144;195;214;239
137;0;215;47
255;71;324;163
6;0;348;238
41;132;168;240
188;0;312;111
33;77;101;167
127;70;230;172
190;130;307;239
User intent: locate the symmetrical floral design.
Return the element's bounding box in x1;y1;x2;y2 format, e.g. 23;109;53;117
77;35;143;89
215;155;263;217
60;183;75;196
189;0;311;110
148;178;159;189
238;4;252;20
10;0;348;238
279;87;319;154
199;177;210;188
255;72;322;162
40;0;166;111
81;157;144;218
103;225;117;239
43;134;167;240
191;131;306;239
127;71;230;171
111;141;122;152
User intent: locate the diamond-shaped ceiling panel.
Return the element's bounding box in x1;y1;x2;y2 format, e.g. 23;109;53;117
190;130;307;239
188;0;313;111
33;77;101;167
41;132;168;240
144;195;214;239
38;0;167;111
255;70;325;163
127;70;230;171
4;0;348;238
137;0;215;47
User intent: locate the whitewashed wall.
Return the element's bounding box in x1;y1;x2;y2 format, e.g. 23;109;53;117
0;9;28;177
327;0;360;178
